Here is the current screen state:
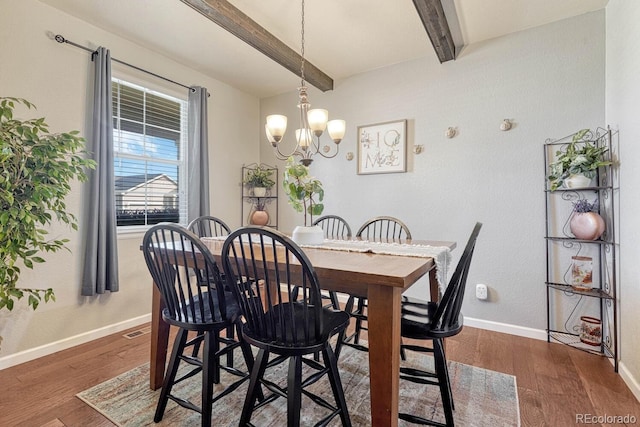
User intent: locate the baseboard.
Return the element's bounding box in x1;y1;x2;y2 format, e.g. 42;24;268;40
0;314;151;370
619;361;640;403
464;316;548;341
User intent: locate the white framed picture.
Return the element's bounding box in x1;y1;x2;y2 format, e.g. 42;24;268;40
357;120;407;175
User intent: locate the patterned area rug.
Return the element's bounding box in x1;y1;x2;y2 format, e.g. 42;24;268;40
77;345;520;426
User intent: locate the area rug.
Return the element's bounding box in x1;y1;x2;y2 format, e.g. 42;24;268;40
77;345;520;426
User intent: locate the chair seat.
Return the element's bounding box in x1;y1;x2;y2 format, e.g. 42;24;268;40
162;291;241;329
243;302;350;351
401;296;464;340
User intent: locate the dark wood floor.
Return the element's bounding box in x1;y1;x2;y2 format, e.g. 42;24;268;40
1;324;638;426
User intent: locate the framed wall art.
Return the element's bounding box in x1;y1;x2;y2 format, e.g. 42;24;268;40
357;119;407;175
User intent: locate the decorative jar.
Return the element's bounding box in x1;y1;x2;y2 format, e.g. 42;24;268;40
580;316;602;346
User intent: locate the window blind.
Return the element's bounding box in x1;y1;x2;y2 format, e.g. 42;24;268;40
112;79;188;227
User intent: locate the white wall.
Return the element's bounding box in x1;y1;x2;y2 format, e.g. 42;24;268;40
606;0;640;400
262;11;605;334
0;0;260;362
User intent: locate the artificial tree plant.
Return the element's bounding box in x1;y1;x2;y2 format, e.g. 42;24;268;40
282;157;324;226
0;97;96;311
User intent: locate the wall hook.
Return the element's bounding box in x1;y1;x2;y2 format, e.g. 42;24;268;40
500;119;513;131
445;127;457;138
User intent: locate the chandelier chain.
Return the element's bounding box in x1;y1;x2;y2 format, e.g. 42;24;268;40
300;0;305;85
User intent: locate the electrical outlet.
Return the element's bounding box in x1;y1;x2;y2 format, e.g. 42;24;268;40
476;283;488;300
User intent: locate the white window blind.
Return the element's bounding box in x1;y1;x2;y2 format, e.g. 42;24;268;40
112;78;188;227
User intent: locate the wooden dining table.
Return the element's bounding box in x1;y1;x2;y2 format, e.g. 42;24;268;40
146;237;455;427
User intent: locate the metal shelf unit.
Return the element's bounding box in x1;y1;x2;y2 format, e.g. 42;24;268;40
241;163;278;229
543;127;619;371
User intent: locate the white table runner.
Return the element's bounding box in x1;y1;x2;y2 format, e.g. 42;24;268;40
299;239;452;293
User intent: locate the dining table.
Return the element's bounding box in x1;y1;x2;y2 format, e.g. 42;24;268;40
146;236;456;427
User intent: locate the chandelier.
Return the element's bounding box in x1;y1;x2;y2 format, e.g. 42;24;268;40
265;0;345;166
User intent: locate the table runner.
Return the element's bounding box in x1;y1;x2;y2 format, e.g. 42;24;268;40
299;239;451;293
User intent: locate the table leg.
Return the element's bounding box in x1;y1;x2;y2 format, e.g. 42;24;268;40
150;283;169;390
367;284;401;427
429;266;440;302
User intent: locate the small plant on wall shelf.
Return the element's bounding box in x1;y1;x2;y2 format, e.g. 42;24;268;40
0;97;96;311
243;165;276;189
547;128;612;191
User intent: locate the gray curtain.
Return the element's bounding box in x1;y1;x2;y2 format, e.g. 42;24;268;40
187;86;211;222
82;46;119;296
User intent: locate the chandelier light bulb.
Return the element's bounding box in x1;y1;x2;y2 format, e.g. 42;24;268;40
295;128;313;150
307;109;328;136
327;119;346;143
265;115;287;142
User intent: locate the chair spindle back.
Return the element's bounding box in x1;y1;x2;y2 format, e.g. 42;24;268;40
222;227;325;347
313;215;352;239
142;223;229;326
356;216;412;241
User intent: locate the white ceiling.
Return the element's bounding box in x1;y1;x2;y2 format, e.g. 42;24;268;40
39;0;608;98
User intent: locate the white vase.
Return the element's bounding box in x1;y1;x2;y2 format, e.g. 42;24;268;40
291;225;324;245
564;174;592;189
252;187;267;197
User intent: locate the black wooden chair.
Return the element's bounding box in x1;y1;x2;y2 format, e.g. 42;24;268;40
309;215;353;310
355;215;412;241
341;216;412;353
399;222;482;426
142;224;257;427
187;215;232;238
187;215;235;364
313;214;352;240
221;226;352;426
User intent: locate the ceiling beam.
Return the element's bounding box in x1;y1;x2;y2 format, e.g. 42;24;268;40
180;0;334;92
412;0;460;63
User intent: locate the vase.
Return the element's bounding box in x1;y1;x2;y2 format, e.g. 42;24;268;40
250;210;269;226
291;225;324;245
252;187;267;197
570;212;605;240
564;174;592;189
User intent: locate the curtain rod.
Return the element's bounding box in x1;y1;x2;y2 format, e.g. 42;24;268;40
53;34;195;92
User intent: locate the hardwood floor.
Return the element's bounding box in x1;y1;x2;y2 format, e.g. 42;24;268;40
0;324;638;426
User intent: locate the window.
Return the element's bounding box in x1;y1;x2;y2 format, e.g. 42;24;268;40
112;79;188;227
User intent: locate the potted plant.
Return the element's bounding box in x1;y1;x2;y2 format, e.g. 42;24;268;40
243;164;275;197
282;157;324;245
0;97;96;311
569;199;605;240
548;129;612;191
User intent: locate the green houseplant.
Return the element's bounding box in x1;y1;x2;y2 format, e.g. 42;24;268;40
282;157;324;244
0;97;96;311
243;164;275;197
548;129;612;191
